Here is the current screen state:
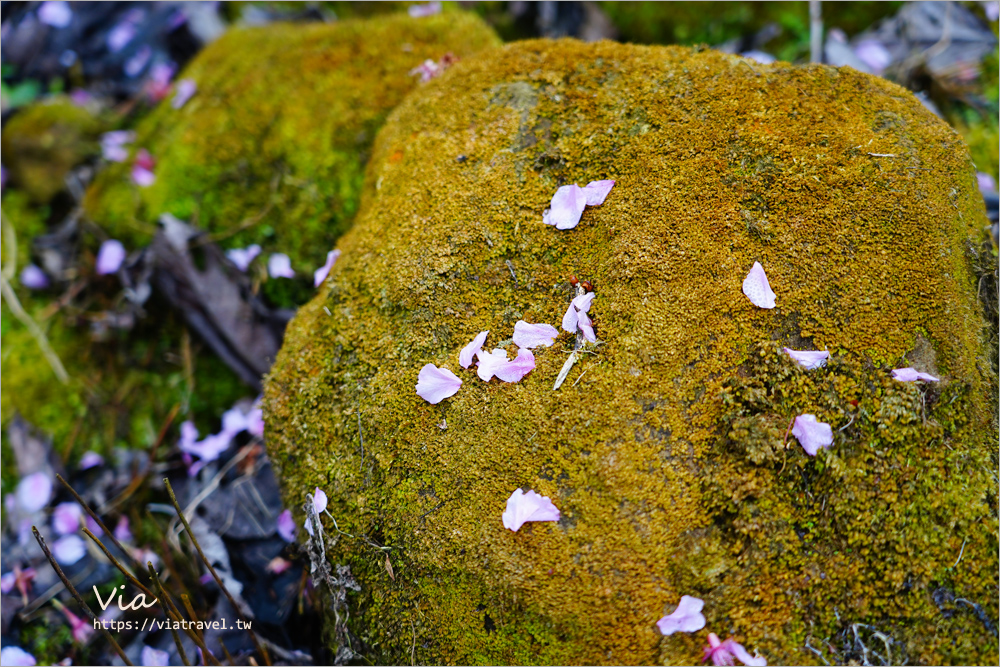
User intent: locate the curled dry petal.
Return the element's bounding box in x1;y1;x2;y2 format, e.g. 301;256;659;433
792;414;833;456
314;249;341;287
742;261;776;309
416;364;463;403
582;179;615;206
577;310;596;343
547;184;588;230
96;239;126;275
655;595;706;635
891;367;940;382
460;331;489;369
494;348;535;382
16;472;52;513
268;253;295;279
783;348;829;370
501;488;560;531
512;321;559;349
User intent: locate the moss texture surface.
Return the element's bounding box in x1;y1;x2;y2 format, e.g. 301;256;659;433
264;40;997;665
82;12;500;276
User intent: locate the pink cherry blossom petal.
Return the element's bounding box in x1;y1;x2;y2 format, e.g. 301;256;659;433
656;595;706;635
494;348;535;382
226;244;261;271
577;310;596;343
512;321;559;349
313;249;341;287
548;184;588;230
52;503;83;535
572;292;595;313
266;557;293;575
141;645;170;667
742;261;776;309
268;253;295;279
1;646;37;666
542;209;553;226
38;1;72;28
460;331;489;369
724;639;768;667
977;172;997;193
891;367;939;382
854;39;892;74
791;414;833;456
783;348;829;370
101;130;135;162
114;516;133;543
78;451;104;469
476;348;510;382
247;407;264;437
172;79;197;109
582;179;615;206
276;509;296;542
96;239;126;275
179;432;231;463
20;264;49;289
16;472;52;513
52;535;87;565
408;1;441;17
416;364;463;403
561;302;579;332
221;406;250;438
501;488;560;531
312;488;328;514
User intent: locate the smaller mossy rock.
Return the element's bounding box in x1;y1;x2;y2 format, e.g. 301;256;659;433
82;12;500;281
264;40;997;665
1;97;105;203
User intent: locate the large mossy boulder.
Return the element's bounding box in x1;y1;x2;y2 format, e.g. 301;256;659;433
264;40;997;665
82;12;500;282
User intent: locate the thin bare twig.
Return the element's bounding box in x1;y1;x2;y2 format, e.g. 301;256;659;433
0;274;69;382
57;475;145;575
32;527;133;665
164;478;271;666
148;564;194;667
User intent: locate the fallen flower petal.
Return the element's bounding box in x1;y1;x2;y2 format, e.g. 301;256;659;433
547;184;588;230
792;414;833;456
38;1;72;28
96;239;126;275
100;130;135;162
582;179;615;206
276;509;296;542
268;253;296;279
221;406;250;437
891;367;940;382
783;348;829;370
225;244;261;271
416;364;463;403
561;292;595;333
502;488;560;531
656;595;706;635
179;432;231;464
742;261;776;309
172;78;197;109
0;566;35;600
56;602;94;644
312;488;328;514
16;472;52;513
704;633;767;666
512;321;559;349
247;407;264;437
107;21;137;53
313;249;341;287
494;348;535;383
459;331;488;369
19;264;49;289
266;556;293;575
141;645;170;667
0;646;37;666
114;516;133;543
52;503;83;535
408;1;441;17
52;535;87;565
577;310;597;343
572;292;595;313
476;348;510;382
78;451;104;469
131;149;155;186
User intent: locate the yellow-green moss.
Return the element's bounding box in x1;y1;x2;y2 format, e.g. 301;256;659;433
264;40;996;664
1;96;106;203
82;12;500;291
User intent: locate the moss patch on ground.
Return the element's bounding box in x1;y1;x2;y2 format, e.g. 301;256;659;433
264;39;997;665
82;11;500;299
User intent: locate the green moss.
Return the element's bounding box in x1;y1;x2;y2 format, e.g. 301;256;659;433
264;40;995;664
83;12;500;304
1;96;106;203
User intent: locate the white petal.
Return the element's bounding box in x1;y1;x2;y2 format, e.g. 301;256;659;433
742;261;776;309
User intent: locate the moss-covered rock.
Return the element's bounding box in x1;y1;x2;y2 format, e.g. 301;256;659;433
1;96;105;203
264;40;997;665
82;12;500;287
